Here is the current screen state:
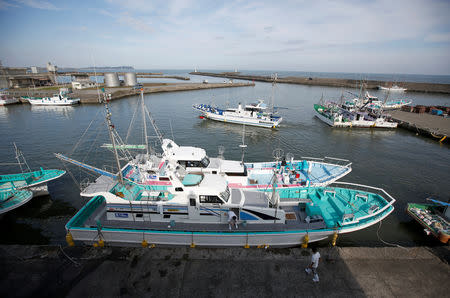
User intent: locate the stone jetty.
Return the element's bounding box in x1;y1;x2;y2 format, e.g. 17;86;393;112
191;72;450;94
10;82;255;104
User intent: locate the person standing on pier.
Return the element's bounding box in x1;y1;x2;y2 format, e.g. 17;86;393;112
305;247;321;282
228;210;238;230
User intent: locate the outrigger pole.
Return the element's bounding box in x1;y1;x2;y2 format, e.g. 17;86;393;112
102;89;124;184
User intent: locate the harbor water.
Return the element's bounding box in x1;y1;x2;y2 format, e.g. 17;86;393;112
0;71;449;247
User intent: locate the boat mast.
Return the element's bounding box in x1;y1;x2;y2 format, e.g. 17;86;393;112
102;90;124;184
13;142;30;173
140;88;149;155
271;73;277;113
239;124;247;164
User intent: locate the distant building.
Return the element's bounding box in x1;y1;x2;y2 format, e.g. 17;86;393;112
0;66;53;88
71;73;96;89
72;81;96;89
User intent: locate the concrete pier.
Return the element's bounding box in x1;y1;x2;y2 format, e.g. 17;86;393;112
389;110;450;142
191;72;450;94
0;245;448;297
10;82;255;104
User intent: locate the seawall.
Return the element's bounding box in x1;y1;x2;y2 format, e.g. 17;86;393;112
191;72;450;94
10;82;255;104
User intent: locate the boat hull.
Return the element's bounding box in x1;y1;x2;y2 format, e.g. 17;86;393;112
27;98;80;106
313;104;351;127
67;208;393;248
406;203;449;244
66;183;395;248
314;104;397;128
193;104;282;128
202;112;281;128
378;86;407;92
0;190;34;214
0;98;19;106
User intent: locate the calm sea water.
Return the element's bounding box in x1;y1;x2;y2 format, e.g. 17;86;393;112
1;71;449;247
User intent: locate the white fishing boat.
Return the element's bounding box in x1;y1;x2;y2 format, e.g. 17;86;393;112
0;90;19;106
378;85;407;92
158;139;352;189
57;90;351;197
65;158;396;248
62;89;396;248
366;98;412;111
314;103;397;128
58;138;352;197
24;90;80;106
193;100;282;128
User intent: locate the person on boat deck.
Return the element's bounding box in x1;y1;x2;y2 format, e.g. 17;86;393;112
305;247;320;282
228;210;238;230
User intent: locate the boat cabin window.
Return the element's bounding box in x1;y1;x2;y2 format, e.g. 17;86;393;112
175;187;183;192
199;195;223;204
201;156;210;167
225;165;247;177
179;159;208;168
220;186;230;202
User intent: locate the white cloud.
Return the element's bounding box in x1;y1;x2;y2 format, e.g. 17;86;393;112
425;33;450;43
16;0;59;10
3;0;450;74
118;12;153;34
0;0;19;9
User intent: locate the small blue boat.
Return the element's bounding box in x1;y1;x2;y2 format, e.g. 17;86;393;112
0;168;66;193
0;189;33;215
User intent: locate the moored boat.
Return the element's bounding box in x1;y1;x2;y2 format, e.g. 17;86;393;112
0;189;33;215
65;167;396;247
24;90;80;106
0;168;66;197
406;199;449;244
57;90;351;197
0;89;19;106
378;85;407;92
57;139;352;197
193;100;282;128
314;103;397;128
1;144;66;200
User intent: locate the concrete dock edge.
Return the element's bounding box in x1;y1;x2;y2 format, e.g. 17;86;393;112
0;245;448;297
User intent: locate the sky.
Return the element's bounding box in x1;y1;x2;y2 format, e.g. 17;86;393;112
0;0;449;75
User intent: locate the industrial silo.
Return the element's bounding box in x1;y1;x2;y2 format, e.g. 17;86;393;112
124;72;137;86
104;72;120;87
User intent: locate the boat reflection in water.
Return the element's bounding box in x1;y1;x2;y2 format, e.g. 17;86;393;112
30;105;75;119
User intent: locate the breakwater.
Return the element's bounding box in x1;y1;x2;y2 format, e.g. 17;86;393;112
9;82;255;104
191;72;450;94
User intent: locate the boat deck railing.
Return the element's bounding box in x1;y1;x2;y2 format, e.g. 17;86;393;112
301;156;352;168
326;182;396;224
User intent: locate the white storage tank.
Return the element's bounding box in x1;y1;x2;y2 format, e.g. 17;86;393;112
104;72;120;87
124;72;137;86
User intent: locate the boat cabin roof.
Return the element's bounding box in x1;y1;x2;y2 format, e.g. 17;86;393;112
162;139;207;162
245;101;267;110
